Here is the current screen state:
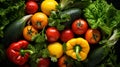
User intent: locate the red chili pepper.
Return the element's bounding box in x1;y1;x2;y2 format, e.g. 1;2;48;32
6;40;33;65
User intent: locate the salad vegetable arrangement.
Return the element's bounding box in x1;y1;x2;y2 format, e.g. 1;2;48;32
0;0;120;67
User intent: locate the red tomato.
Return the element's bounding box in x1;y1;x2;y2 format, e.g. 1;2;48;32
37;58;50;67
72;19;88;35
25;1;38;14
60;29;74;42
85;29;101;44
27;0;40;2
46;27;60;43
27;0;35;1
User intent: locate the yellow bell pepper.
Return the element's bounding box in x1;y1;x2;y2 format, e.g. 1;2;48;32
65;37;90;61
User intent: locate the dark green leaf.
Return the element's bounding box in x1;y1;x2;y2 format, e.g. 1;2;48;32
32;28;46;43
40;48;50;58
62;43;66;52
57;24;65;31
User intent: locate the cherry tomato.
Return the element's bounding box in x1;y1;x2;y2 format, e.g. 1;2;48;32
23;25;38;41
58;55;66;67
41;0;58;16
85;29;101;44
72;19;88;35
31;12;48;30
25;1;38;14
58;55;72;67
60;29;74;42
46;27;60;43
27;0;35;1
37;58;50;67
27;0;40;2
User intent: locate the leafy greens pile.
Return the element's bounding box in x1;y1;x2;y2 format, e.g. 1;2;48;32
84;0;120;37
0;0;25;38
84;0;120;66
84;0;120;49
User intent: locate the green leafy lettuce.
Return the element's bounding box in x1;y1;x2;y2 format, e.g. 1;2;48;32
0;0;25;38
84;0;120;36
84;0;120;66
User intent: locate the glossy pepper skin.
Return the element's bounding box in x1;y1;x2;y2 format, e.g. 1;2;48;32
6;40;29;65
65;37;90;61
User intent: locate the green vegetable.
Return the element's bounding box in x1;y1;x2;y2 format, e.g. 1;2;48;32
84;0;120;36
30;28;50;62
0;0;25;38
1;15;32;48
48;0;92;31
62;8;82;27
48;8;70;30
87;29;120;67
59;0;92;10
49;8;81;30
84;0;120;66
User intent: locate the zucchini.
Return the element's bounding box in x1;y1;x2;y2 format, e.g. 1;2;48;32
62;8;82;26
87;46;109;67
1;15;32;48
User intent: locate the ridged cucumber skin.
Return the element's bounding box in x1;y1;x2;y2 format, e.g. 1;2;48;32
1;15;32;48
62;8;82;26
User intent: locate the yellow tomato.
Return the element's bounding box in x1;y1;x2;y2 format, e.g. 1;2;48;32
41;0;58;16
48;42;63;58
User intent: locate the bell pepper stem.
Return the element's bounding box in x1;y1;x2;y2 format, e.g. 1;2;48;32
20;49;34;56
75;45;81;61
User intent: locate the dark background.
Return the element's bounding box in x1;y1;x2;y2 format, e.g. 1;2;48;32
0;0;120;67
107;0;120;10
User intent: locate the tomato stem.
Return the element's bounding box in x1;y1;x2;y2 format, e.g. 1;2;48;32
50;56;57;62
92;33;98;41
27;27;34;36
77;21;82;28
36;21;41;27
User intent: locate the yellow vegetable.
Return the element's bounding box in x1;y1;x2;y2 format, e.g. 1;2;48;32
41;0;58;16
48;42;63;62
66;37;90;61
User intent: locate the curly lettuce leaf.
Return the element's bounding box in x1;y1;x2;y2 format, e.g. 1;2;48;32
84;0;120;36
0;0;25;38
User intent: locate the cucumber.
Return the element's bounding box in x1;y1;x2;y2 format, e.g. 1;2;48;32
87;46;109;67
62;8;82;26
1;15;32;48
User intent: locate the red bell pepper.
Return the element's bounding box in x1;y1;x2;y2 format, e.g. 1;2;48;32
6;40;33;65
